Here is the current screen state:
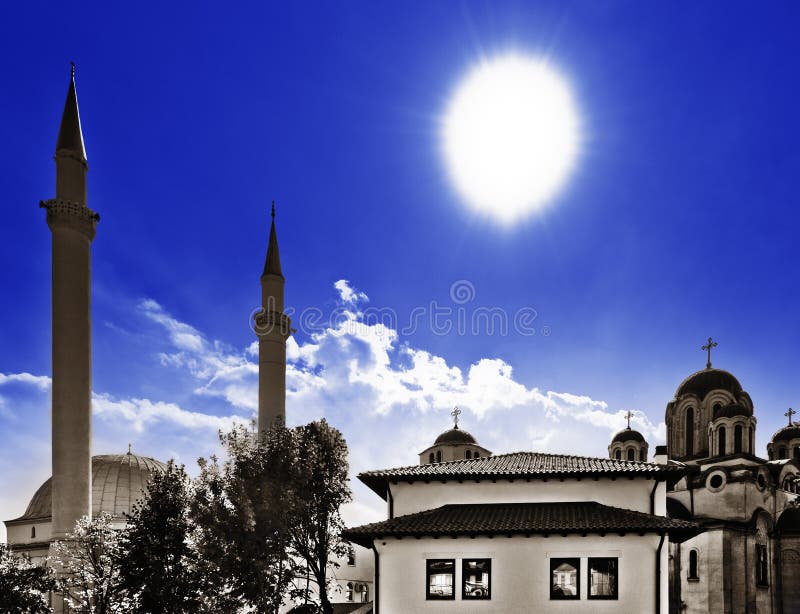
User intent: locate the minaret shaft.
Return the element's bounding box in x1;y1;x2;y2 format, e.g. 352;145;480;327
45;69;97;540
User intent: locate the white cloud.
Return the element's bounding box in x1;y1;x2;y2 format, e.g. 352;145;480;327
334;279;369;305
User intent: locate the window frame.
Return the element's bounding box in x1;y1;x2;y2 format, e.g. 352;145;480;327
756;544;769;587
688;549;699;580
426;558;456;600
550;557;581;600
587;557;618;600
462;558;491;600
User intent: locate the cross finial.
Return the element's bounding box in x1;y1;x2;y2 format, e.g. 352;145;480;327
451;406;461;429
127;443;132;455
786;408;797;426
70;61;75;79
625;410;633;429
701;337;718;369
271;200;275;220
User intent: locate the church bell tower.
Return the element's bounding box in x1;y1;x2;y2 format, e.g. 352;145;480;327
41;65;98;539
255;204;291;431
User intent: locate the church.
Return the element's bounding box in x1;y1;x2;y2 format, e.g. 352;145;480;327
5;68;800;614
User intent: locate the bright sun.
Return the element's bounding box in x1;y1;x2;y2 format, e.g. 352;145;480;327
442;54;581;223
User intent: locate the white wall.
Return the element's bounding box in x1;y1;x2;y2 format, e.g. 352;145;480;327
390;477;663;517
375;534;668;614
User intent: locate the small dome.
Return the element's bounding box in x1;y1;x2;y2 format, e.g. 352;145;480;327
674;368;743;401
434;427;477;445
772;425;800;444
19;453;167;521
777;507;800;534
713;402;752;419
611;428;646;444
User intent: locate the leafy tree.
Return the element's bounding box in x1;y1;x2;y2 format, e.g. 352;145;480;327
287;420;351;614
118;461;205;613
0;543;58;613
191;424;300;613
50;513;129;614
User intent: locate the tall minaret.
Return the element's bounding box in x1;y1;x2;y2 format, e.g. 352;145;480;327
255;203;291;431
41;65;98;539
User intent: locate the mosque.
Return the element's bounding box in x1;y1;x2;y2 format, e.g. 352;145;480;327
5;69;800;614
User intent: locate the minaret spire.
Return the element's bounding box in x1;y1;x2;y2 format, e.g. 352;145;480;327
255;202;291;431
42;65;98;541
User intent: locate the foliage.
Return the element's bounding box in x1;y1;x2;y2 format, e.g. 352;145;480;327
287;420;352;614
192;423;300;613
0;543;58;614
118;461;206;613
50;513;129;614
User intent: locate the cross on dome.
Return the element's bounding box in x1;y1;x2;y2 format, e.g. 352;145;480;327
701;337;718;369
451;406;461;429
785;408;797;426
625;410;633;429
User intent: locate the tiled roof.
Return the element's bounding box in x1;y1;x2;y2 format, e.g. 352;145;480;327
343;502;699;548
359;451;684;499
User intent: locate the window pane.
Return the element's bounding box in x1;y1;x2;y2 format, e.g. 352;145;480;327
550;558;580;599
463;559;491;600
588;557;618;599
427;559;455;599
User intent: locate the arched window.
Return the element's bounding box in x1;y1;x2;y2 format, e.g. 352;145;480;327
466;450;471;459
627;449;635;461
640;450;646;462
734;424;743;453
615;450;621;460
795;446;800;459
429;453;434;464
749;428;754;453
718;426;726;456
685;408;694;456
31;526;35;539
474;452;480;459
436;450;442;463
362;585;369;602
688;550;699;579
713;403;721;415
346;582;354;601
779;447;787;460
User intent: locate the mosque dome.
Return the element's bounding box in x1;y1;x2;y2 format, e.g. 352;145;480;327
713;402;753;420
674;368;743;401
434;427;477;445
772;425;800;444
18;453;167;521
611;427;646;444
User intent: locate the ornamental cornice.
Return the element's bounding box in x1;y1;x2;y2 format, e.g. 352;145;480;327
40;199;99;240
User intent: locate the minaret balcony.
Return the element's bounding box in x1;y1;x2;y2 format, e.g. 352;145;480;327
40;199;99;239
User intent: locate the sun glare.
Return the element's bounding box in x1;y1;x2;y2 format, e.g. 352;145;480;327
442;54;581;223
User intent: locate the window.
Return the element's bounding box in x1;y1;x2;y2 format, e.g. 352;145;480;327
466;450;471;459
795;446;800;459
429;452;434;464
346;582;354;601
462;558;491;600
756;545;768;586
31;526;35;539
474;452;480;459
588;557;618;599
436;450;442;463
426;559;455;600
640;450;646;461
779;447;787;460
685;408;694;456
718;426;726;456
614;450;621;460
627;449;635;461
688;549;699;579
362;585;369;602
550;558;580;600
734;424;743;453
347;546;356;566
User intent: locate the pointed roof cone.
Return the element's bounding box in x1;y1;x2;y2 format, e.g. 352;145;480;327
262;202;284;278
55;63;86;160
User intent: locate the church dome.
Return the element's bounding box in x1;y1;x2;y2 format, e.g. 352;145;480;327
434;427;477;445
19;453;167;521
777;507;800;535
611;427;646;444
674;368;743;401
772;425;800;444
713;402;752;420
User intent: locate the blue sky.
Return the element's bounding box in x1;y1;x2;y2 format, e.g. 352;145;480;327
2;1;800;528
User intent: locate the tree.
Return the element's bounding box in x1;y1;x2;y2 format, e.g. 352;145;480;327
118;461;205;613
50;513;129;614
191;424;300;613
0;544;58;613
287;420;352;614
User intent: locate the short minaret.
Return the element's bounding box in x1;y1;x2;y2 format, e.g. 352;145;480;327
255;203;292;431
40;65;99;539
